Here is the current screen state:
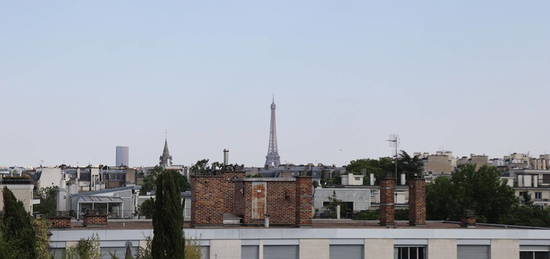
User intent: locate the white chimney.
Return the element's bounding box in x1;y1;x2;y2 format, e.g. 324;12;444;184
369;173;375;186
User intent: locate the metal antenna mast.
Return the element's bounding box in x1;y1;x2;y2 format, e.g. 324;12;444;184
387;134;400;178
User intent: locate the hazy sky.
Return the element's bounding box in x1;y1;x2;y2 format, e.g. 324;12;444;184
1;1;549;167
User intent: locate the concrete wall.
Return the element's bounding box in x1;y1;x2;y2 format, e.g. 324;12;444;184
425;155;454;175
0;184;34;214
314;188;371;212
210;240;241;259
341;174;364;186
299;239;329;259
491;239;519;259
428;239;457;259
37;167;63;189
364;239;393;259
50;228;550;259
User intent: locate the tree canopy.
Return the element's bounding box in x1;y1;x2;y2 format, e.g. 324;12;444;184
189;159;244;175
344;151;423;185
151;169;185;259
1;187;37;259
140;166;189;195
34;186;58;217
427;164;517;222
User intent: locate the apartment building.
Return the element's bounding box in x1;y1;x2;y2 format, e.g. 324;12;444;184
509;169;550;207
0;177;34;214
49;221;550;259
457;154;489;170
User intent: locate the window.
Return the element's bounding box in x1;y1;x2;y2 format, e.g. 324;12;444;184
520;251;550;259
457;245;490;259
50;248;65;259
264;245;299;259
355;177;361;181
535;192;542;200
521;246;550;259
394;246;426;259
101;247;135;259
200;246;210;259
330;245;363;259
242;245;259;259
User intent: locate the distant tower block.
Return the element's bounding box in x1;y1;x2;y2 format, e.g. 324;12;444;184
265;97;281;168
159;138;173;168
115;146;129;167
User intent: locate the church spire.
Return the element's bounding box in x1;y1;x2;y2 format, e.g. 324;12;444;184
159;137;173;168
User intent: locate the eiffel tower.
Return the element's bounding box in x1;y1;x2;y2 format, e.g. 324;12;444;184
265;97;281;168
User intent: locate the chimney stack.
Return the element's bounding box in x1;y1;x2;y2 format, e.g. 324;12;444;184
408;177;426;226
379;177;396;226
295;176;313;226
223;149;229;165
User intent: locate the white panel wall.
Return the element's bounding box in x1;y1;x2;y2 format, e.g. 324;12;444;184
210;240;241;259
299;239;329;259
428;239;457;259
491;240;519;259
364;239;393;259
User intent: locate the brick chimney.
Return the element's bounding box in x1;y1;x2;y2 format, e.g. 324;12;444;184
295;176;313;226
408;178;426;226
379;177;396;226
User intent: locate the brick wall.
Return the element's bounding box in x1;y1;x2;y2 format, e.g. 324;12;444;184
49;217;71;228
380;177;396;226
233;181;245;216
296;176;313;226
191;172;244;226
192;172;313;226
266;181;296;225
83;215;107;226
408;178;426;226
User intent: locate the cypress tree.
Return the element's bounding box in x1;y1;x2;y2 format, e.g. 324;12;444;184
151;170;184;258
2;186;37;258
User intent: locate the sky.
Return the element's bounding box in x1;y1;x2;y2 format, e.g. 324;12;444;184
1;1;549;167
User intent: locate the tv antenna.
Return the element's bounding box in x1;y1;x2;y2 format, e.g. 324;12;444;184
387;134;400;178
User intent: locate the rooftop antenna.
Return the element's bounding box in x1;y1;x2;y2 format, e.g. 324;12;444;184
387;134;399;178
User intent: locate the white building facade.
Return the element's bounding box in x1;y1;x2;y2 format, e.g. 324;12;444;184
49;225;550;259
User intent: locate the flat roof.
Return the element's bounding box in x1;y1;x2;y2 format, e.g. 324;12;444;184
56;220;548;231
50;222;550;245
78;196;123;203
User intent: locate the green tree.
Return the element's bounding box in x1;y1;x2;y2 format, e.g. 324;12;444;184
65;234;101;259
427;165;517;222
189;159;210;174
0;232;16;259
345;156;405;184
136;237;152;259
398;151;424;179
124;241;134;259
138;198;155;219
35;186;58;217
140;167;189;195
324;191;344;218
2;186;37;258
502;204;550;227
34;219;52;259
184;239;202;259
151;169;184;259
426;176;459;220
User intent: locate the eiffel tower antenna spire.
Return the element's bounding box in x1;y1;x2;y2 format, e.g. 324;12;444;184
265;97;281;168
